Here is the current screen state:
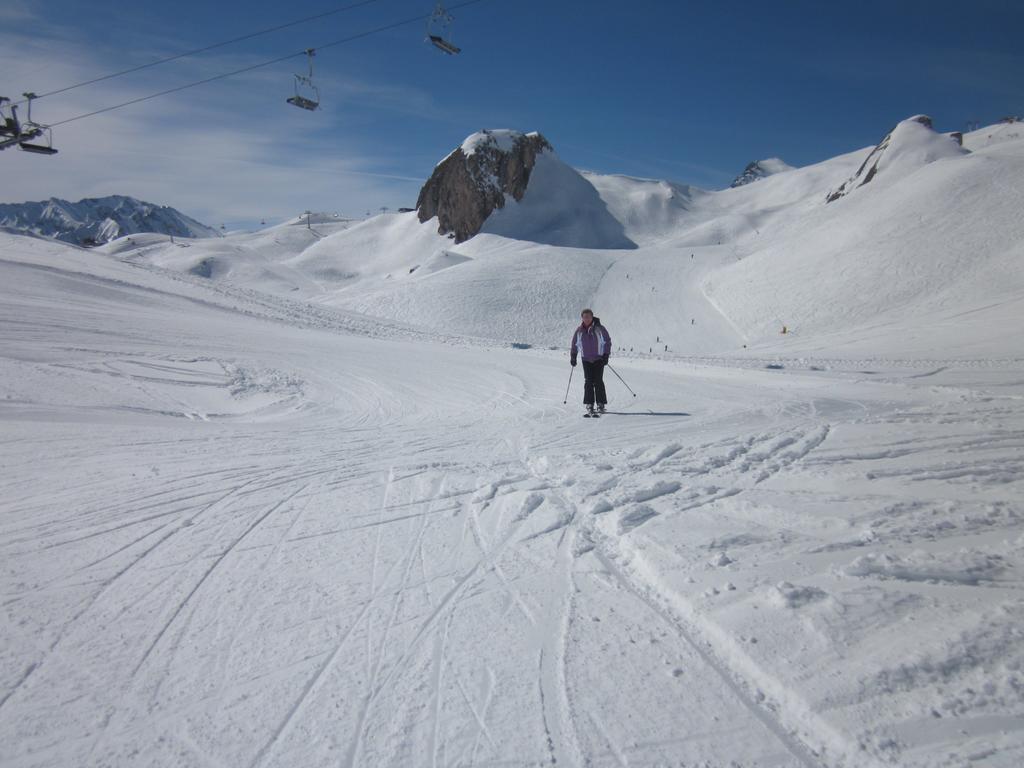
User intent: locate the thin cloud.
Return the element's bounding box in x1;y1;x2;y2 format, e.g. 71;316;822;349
0;0;35;21
556;139;733;187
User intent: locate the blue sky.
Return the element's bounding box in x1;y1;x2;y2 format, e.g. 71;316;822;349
2;0;1022;227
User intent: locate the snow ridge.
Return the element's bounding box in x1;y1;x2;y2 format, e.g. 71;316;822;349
826;115;966;202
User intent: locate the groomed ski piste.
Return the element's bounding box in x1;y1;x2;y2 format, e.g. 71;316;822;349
2;117;1023;767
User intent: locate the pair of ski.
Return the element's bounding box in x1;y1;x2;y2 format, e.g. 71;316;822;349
583;408;606;418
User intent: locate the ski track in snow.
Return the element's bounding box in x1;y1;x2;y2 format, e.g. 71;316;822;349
2;229;1024;768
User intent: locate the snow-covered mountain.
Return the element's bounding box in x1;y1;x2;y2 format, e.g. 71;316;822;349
95;115;1024;360
0;195;218;245
416;129;634;249
825;115;965;202
729;157;795;187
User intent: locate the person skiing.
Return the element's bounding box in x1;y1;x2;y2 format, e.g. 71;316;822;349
570;308;611;416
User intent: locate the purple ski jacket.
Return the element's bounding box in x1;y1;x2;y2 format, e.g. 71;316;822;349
570;318;611;362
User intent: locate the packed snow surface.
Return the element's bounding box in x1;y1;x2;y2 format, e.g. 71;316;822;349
2;118;1023;768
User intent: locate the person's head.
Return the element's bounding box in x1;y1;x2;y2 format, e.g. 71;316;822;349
581;308;593;326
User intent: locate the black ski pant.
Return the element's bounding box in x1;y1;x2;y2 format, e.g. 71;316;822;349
582;359;607;405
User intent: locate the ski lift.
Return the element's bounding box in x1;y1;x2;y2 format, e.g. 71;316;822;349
0;93;58;155
287;49;320;111
426;3;461;55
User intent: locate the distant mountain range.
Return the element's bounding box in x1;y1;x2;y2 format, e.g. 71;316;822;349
0;195;218;245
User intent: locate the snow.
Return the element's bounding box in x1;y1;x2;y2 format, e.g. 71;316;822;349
479;151;635;249
827;116;967;203
459;128;523;156
756;157;795;175
2;117;1024;767
708;124;1024;356
963;119;1023;151
581;173;702;245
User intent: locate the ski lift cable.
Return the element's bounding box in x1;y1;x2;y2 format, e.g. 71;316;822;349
11;0;388;108
47;0;489;129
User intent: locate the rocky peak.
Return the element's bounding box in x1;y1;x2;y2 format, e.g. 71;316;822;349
730;158;794;188
416;130;553;243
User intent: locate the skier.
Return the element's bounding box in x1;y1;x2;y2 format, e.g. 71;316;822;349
569;308;611;417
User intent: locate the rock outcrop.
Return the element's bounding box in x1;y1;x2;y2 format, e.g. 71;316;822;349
416;130;553;243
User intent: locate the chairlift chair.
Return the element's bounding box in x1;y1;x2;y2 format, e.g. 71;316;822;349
18;127;58;155
426;3;461;54
287;49;320;111
428;35;461;55
1;93;58;155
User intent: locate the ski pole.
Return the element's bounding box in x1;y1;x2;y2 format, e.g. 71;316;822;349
563;366;575;404
607;363;637;397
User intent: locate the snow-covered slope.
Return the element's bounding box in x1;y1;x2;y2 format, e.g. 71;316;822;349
581;173;704;245
708;117;1023;357
963;117;1023;151
0;195;218;245
2;228;1023;768
98;213;364;295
